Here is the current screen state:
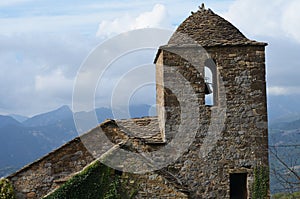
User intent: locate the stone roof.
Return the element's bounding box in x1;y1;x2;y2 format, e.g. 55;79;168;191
7;117;163;179
99;117;165;155
167;6;266;47
6;116;170;198
115;117;164;144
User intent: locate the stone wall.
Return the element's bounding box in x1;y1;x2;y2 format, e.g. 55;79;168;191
123;172;188;198
3;6;270;199
7;137;95;198
6;44;268;199
6;118;189;199
156;44;269;198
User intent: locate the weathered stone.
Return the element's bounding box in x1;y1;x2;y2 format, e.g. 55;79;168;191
26;192;36;198
7;4;269;199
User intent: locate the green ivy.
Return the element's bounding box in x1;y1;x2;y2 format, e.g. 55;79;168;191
252;166;269;199
0;178;16;199
44;161;137;199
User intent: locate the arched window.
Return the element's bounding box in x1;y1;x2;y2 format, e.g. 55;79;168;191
204;66;213;105
204;59;218;106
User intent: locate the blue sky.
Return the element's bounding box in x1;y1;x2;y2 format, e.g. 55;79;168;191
0;0;299;117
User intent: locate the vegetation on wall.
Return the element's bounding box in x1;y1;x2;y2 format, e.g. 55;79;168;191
0;178;16;199
271;191;300;199
44;160;137;199
252;166;269;199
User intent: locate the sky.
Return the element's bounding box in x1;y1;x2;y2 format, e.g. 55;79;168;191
0;0;299;117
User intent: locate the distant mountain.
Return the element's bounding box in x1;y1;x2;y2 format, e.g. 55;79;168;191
0;104;155;177
0;124;51;169
0;115;22;128
268;95;300;123
95;104;154;120
23;105;72;127
129;104;155;118
9;114;29;123
269;120;300;194
1;103;299;195
0;166;18;178
269;118;300;131
95;107;114;122
0;106;76;174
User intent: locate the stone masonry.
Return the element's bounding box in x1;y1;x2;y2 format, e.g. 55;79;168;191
154;6;269;199
5;5;269;199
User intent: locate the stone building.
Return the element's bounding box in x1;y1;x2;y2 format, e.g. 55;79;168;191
154;4;269;198
4;5;269;199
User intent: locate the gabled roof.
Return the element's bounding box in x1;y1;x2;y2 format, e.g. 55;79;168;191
153;6;267;64
7;117;167;198
115;117;164;144
168;6;266;47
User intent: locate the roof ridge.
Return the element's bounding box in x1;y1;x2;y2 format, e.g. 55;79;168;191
167;6;265;47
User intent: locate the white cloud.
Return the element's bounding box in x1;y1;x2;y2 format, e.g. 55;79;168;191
35;69;74;95
131;4;169;29
96;4;171;38
0;33;92;116
281;1;300;42
0;14;107;36
268;86;300;96
2;0;300;116
224;0;300;43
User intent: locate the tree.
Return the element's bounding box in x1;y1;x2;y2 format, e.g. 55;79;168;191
269;144;300;195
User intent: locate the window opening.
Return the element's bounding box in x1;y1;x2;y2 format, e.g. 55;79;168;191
204;66;214;106
204;59;217;106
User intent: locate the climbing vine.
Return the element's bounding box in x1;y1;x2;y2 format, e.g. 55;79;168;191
252;166;269;199
0;178;16;199
44;161;137;199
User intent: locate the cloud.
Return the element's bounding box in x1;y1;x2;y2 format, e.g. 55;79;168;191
281;1;300;42
268;86;300;96
131;4;170;29
93;50;157;109
35;69;73;95
0;14;107;36
96;4;171;38
0;1;177;116
1;0;299;116
0;33;92;116
224;0;300;43
223;0;300;99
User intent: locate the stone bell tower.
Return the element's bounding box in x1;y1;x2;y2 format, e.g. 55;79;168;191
154;5;269;199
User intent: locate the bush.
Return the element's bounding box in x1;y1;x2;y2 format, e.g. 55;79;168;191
252;166;269;199
0;178;15;199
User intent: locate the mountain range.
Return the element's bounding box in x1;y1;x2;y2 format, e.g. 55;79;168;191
268;119;300;194
0;104;153;177
0;103;299;194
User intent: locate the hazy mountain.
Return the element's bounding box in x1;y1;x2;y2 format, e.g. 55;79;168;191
0;106;76;174
267;95;300;123
0;166;18;178
0;104;153;177
0;115;22;128
3;101;298;193
128;104;155;118
9;114;29;123
0;124;50;169
23;105;72;127
269;118;300;131
269;120;300;194
94;104;153;121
